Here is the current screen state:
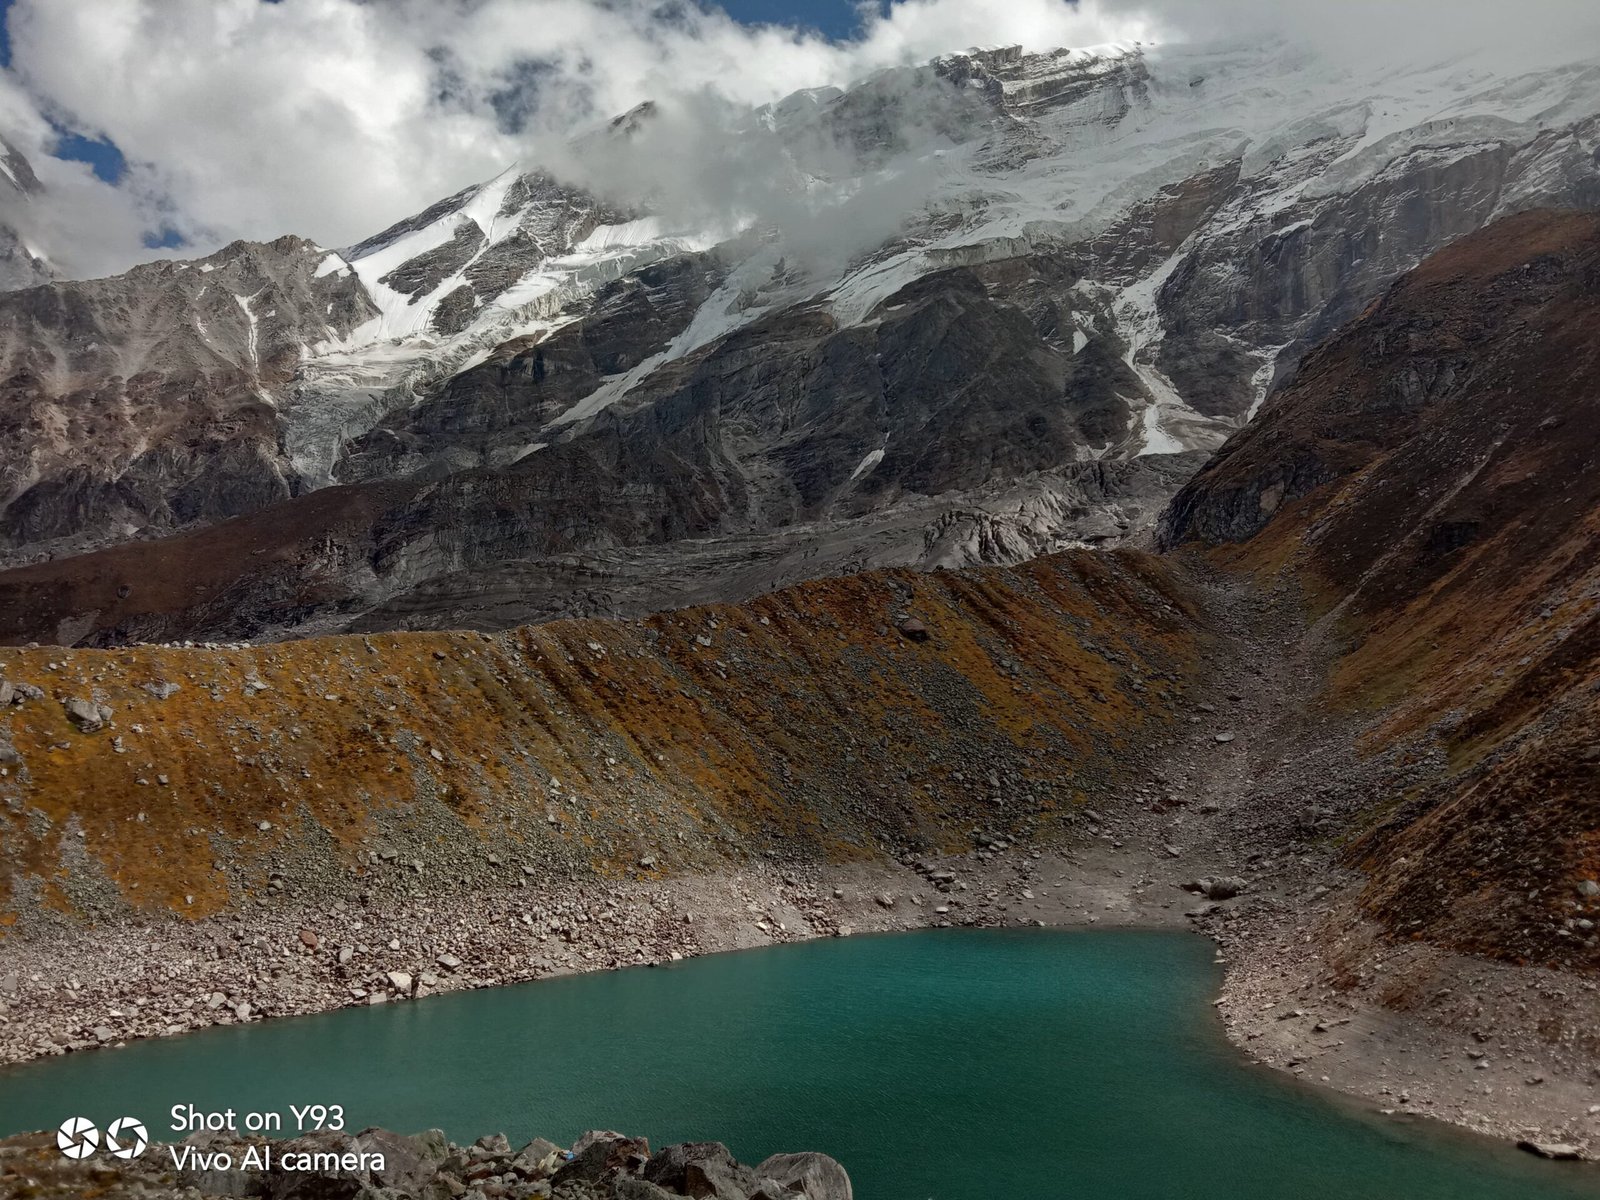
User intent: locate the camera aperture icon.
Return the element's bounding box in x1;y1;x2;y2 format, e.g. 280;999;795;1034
106;1117;149;1159
56;1117;98;1160
56;1116;147;1161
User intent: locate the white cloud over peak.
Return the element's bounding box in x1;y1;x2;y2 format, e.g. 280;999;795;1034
0;0;1596;281
0;0;1158;278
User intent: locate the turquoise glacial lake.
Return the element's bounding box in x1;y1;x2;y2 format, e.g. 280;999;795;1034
2;929;1596;1198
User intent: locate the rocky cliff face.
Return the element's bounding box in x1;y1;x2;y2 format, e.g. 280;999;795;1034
1;40;1597;643
1160;209;1600;968
0;236;376;556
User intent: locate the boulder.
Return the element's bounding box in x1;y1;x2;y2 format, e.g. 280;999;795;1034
1517;1140;1585;1160
63;697;111;732
616;1179;681;1200
644;1141;760;1199
357;1127;450;1193
896;617;930;642
267;1131;371;1199
754;1152;854;1200
1182;876;1246;900
0;735;17;764
553;1130;652;1188
175;1132;261;1198
511;1137;564;1177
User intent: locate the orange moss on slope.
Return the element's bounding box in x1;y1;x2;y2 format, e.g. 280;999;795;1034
0;549;1207;928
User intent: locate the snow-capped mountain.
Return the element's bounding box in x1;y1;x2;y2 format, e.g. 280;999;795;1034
2;35;1599;643
291;38;1600;475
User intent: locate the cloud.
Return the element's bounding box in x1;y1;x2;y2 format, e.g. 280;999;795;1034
0;71;155;276
0;0;1597;281
0;0;1157;278
1140;0;1600;69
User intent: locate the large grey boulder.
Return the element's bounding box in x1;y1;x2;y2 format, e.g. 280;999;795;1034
1184;876;1247;901
511;1135;564;1176
616;1179;682;1200
552;1130;652;1188
176;1133;264;1198
356;1127;451;1193
754;1152;854;1200
62;697;111;732
643;1141;761;1199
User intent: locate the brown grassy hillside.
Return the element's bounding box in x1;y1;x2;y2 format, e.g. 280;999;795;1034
0;550;1208;930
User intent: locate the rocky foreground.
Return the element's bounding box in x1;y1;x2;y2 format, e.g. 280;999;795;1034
0;1125;851;1200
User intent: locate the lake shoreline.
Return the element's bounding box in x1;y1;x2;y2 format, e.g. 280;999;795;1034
4;839;1598;1166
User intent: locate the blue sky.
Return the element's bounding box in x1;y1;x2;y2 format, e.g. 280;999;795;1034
720;0;878;39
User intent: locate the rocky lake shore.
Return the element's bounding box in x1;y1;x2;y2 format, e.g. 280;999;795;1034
5;829;1600;1167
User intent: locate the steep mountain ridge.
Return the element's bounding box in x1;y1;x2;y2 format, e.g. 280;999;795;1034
1162;208;1600;968
0;237;377;553
2;38;1599;643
